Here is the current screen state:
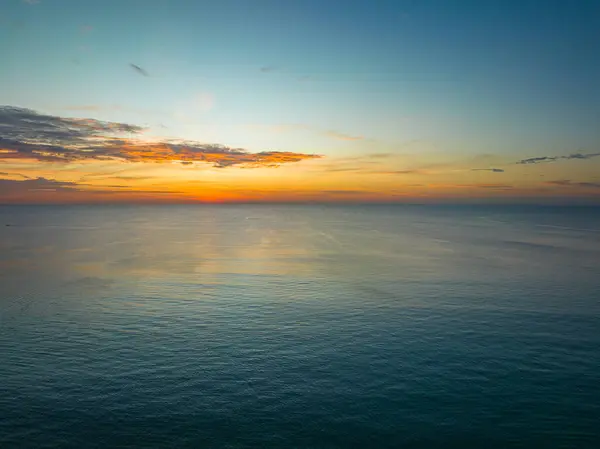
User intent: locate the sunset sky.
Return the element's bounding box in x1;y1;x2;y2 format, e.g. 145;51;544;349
1;0;599;203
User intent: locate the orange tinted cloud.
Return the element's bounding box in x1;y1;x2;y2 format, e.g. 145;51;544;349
0;106;321;168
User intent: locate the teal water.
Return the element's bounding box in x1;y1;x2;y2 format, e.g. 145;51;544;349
1;205;599;448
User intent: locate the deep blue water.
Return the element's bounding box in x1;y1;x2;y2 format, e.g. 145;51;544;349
1;205;599;448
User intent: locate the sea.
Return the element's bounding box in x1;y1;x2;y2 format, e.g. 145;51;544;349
1;204;599;448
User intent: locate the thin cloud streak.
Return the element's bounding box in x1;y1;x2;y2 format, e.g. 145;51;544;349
321;190;373;195
247;123;364;141
365;169;426;175
546;180;600;188
517;152;600;165
324;130;364;141
454;184;514;190
0;177;185;197
129;64;149;77
472;168;505;172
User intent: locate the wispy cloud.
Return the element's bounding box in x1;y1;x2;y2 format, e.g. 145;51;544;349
246;123;364;141
22;0;40;4
64;105;106;112
0;177;184;198
472;168;505;172
308;153;408;175
314;153;440;175
0;172;30;179
517;152;600;165
367;153;393;159
455;184;513;190
324;130;364;141
546;180;600;188
0;177;79;194
0;106;321;168
129;64;149;77
366;169;425;175
112;175;153;181
259;66;278;73
321;190;373;195
63;104;166;117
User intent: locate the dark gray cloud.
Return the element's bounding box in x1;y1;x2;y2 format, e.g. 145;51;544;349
0;105;143;156
0;177;80;194
0;106;321;167
546;180;600;188
517;152;600;165
0;105;144;162
0;172;30;179
130;64;149;77
472;168;505;172
0;177;184;197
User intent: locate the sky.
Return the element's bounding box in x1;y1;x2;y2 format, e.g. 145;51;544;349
1;0;600;203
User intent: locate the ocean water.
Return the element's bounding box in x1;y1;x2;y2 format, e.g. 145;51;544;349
1;204;599;448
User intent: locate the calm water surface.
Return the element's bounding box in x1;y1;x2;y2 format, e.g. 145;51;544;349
1;205;599;448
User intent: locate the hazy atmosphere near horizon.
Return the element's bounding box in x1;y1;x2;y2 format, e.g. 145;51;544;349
1;0;600;203
1;1;600;448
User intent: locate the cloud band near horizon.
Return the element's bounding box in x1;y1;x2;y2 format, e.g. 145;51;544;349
0;106;321;168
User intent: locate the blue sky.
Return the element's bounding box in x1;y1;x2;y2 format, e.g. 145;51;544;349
1;0;600;202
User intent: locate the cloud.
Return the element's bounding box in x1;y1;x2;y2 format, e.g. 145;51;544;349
365;169;425;175
129;64;149;77
517;152;600;165
321;129;364;141
0;177;80;194
246;123;364;141
315;157;428;175
546;180;600;188
0;172;29;179
320;190;373;195
106;175;154;181
260;66;278;73
63;105;105;112
63;104;167;117
324;130;364;141
367;153;393;159
0;177;185;198
455;184;513;190
319;166;364;173
0;106;321;168
22;0;40;4
517;156;557;164
472;168;505;172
